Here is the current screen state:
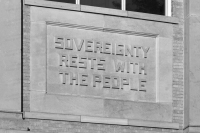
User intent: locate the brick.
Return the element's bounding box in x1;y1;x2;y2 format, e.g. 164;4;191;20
173;110;184;114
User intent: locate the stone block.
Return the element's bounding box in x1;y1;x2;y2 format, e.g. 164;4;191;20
24;112;80;122
30;6;105;28
0;0;21;111
104;99;172;122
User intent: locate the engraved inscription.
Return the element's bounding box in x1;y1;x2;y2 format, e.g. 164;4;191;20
54;37;149;58
47;26;157;101
55;37;149;91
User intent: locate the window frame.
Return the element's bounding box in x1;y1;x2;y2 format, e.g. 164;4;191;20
165;0;171;16
51;0;172;16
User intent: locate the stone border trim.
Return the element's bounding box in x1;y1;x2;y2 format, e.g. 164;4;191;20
0;111;23;119
128;119;179;129
0;129;36;133
81;116;128;125
23;5;30;112
24;112;180;129
24;112;80;122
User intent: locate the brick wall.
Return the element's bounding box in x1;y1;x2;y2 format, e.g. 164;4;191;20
23;5;30;112
172;0;185;129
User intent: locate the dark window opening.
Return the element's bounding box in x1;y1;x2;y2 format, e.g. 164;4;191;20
80;0;121;10
45;0;168;16
126;0;165;15
46;0;75;4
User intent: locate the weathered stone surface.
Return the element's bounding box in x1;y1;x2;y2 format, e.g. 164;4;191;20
25;112;80;122
30;22;46;91
0;129;31;133
104;15;174;38
81;5;127;17
189;16;200;125
0;0;21;111
190;0;200;16
104;99;172;122
30;6;174;123
0;112;22;119
30;6;105;28
189;127;200;133
158;37;173;102
46;24;157;102
128;119;179;129
30;91;104;117
81;116;128;125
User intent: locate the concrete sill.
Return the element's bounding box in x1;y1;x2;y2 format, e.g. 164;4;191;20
24;0;179;24
0;110;23;119
24;112;180;129
0;129;35;133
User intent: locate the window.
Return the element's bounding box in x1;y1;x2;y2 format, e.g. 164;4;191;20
80;0;121;10
126;0;165;15
46;0;171;16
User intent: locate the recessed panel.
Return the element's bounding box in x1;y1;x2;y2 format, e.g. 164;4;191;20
46;23;157;102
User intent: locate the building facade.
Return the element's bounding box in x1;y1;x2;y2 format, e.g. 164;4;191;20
0;0;200;132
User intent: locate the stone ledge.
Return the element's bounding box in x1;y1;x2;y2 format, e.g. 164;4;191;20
24;0;179;24
24;112;180;129
24;112;80;122
189;126;200;133
24;0;80;11
128;119;179;129
81;116;128;125
0;129;33;133
0;111;23;119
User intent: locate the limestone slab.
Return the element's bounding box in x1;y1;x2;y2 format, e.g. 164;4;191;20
0;112;22;119
0;0;21;111
190;0;200;16
30;22;46;91
29;7;174;124
189;127;200;133
46;23;157;102
81;116;128;125
128;119;179;129
81;5;127;17
24;112;80;122
30;6;105;28
104;99;172;122
104;15;173;38
0;129;34;133
158;37;173;102
30;91;104;117
189;17;200;125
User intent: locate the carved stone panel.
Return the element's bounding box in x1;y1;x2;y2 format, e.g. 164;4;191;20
30;6;173;122
47;23;157;102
